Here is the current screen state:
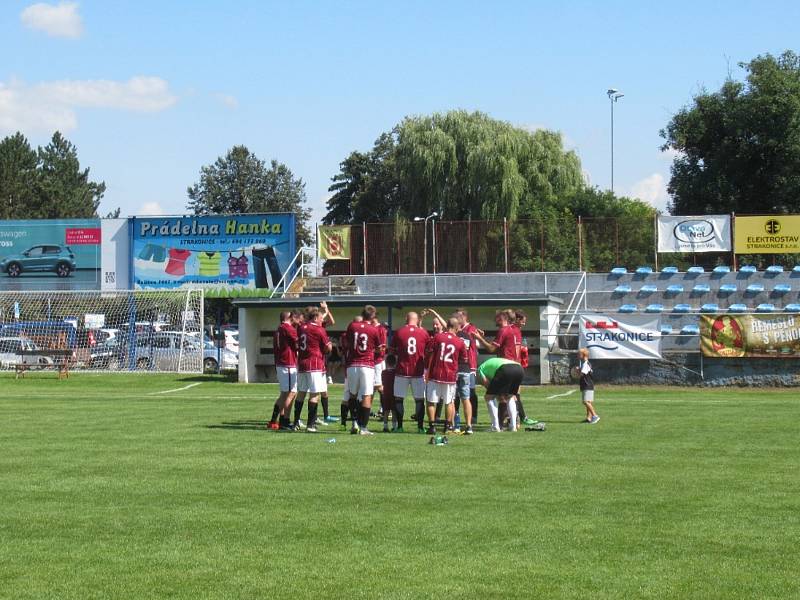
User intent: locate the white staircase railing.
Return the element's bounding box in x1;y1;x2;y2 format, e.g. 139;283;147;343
269;246;317;298
552;271;586;340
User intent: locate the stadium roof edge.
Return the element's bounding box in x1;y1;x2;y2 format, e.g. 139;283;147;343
233;294;563;308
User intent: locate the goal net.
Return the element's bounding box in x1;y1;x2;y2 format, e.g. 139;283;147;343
0;289;204;373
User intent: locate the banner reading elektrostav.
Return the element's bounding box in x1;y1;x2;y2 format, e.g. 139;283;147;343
700;313;800;358
657;215;731;253
318;225;351;260
734;215;800;254
579;313;662;359
132;214;296;298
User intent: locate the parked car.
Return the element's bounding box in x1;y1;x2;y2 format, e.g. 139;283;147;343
223;329;239;352
202;340;239;373
0;337;55;369
88;337;123;369
0;245;76;277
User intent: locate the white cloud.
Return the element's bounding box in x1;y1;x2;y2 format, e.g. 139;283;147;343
138;202;166;216
21;2;83;39
0;76;177;134
629;173;670;213
214;93;239;110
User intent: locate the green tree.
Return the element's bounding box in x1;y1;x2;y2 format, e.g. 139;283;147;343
661;51;800;215
36;132;107;218
188;145;312;245
0;132;39;219
0;131;109;219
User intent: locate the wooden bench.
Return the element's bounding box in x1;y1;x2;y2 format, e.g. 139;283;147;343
15;349;75;379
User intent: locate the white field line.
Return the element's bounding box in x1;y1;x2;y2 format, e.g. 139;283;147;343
546;389;578;399
147;382;203;396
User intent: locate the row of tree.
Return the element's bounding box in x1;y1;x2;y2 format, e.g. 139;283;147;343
1;50;798;267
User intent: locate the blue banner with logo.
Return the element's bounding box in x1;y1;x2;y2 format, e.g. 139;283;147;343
131;214;296;298
0;219;101;291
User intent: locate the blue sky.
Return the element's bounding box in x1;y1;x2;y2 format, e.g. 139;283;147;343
2;1;799;223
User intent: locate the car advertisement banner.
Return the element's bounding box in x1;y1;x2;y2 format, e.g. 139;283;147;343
579;313;662;359
131;214;296;297
0;219;101;291
657;215;731;253
733;215;800;254
700;313;800;358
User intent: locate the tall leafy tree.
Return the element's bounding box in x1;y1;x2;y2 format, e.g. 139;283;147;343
0;131;108;219
36;132;106;218
661;51;800;215
0;133;40;219
187;145;312;245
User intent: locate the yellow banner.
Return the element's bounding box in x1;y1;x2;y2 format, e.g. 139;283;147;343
317;226;351;260
734;215;800;254
700;314;800;358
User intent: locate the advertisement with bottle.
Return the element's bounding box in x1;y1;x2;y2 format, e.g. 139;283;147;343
131;213;296;297
700;313;800;358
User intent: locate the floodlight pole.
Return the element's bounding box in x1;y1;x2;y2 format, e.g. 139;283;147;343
414;212;438;274
608;88;624;194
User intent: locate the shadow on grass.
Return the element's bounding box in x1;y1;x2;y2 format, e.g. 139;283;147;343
206;420;268;431
178;373;238;383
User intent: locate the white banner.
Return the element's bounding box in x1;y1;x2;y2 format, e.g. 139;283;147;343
579;313;662;360
101;218;130;290
657;215;731;253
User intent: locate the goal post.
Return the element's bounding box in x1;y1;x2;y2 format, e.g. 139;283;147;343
0;289;205;373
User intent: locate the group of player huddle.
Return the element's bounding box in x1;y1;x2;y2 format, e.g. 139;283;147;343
267;302;538;435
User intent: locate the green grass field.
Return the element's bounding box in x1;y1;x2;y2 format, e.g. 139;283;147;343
1;374;798;599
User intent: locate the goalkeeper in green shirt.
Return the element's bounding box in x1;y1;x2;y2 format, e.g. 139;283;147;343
477;357;525;432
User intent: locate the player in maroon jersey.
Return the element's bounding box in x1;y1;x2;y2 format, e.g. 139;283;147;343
424;316;468;434
294;306;332;432
457;308;480;426
390;311;430;432
371;316;389;422
345;305;383;435
269;310;300;430
317;301;338;424
474;309;520;361
512;309;536;427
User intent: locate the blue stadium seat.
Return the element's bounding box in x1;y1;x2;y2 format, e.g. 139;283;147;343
700;303;719;313
619;304;638;313
666;284;684;294
692;283;711;293
793;265;800;274
614;284;632;294
719;284;737;293
687;266;704;274
785;303;800;312
766;265;784;274
672;304;692;313
681;324;700;335
712;265;731;275
660;324;673;335
640;284;658;294
739;265;757;274
660;266;679;274
756;303;776;313
645;303;664;313
746;283;765;293
610;267;627;276
773;284;791;294
728;303;748;313
635;266;653;275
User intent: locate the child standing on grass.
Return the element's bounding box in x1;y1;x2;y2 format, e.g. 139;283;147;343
577;348;599;424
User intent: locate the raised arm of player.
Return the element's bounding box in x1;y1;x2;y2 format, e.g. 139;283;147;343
424;307;447;330
320;301;335;326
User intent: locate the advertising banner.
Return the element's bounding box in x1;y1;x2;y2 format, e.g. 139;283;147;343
579;313;662;360
317;225;351;260
700;313;800;358
101;218;130;291
131;214;296;297
733;215;800;254
0;219;101;291
657;215;731;253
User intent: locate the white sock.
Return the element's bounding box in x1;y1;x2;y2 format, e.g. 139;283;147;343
507;399;518;431
487;399;499;430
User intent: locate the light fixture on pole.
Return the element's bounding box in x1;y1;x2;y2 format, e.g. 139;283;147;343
413;211;438;274
607;88;624;194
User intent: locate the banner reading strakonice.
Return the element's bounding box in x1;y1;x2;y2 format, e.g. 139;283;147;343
734;215;800;254
657;215;731;253
579;313;662;360
700;313;800;358
132;214;296;298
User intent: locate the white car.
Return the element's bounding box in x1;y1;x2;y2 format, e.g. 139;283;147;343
0;337;54;369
